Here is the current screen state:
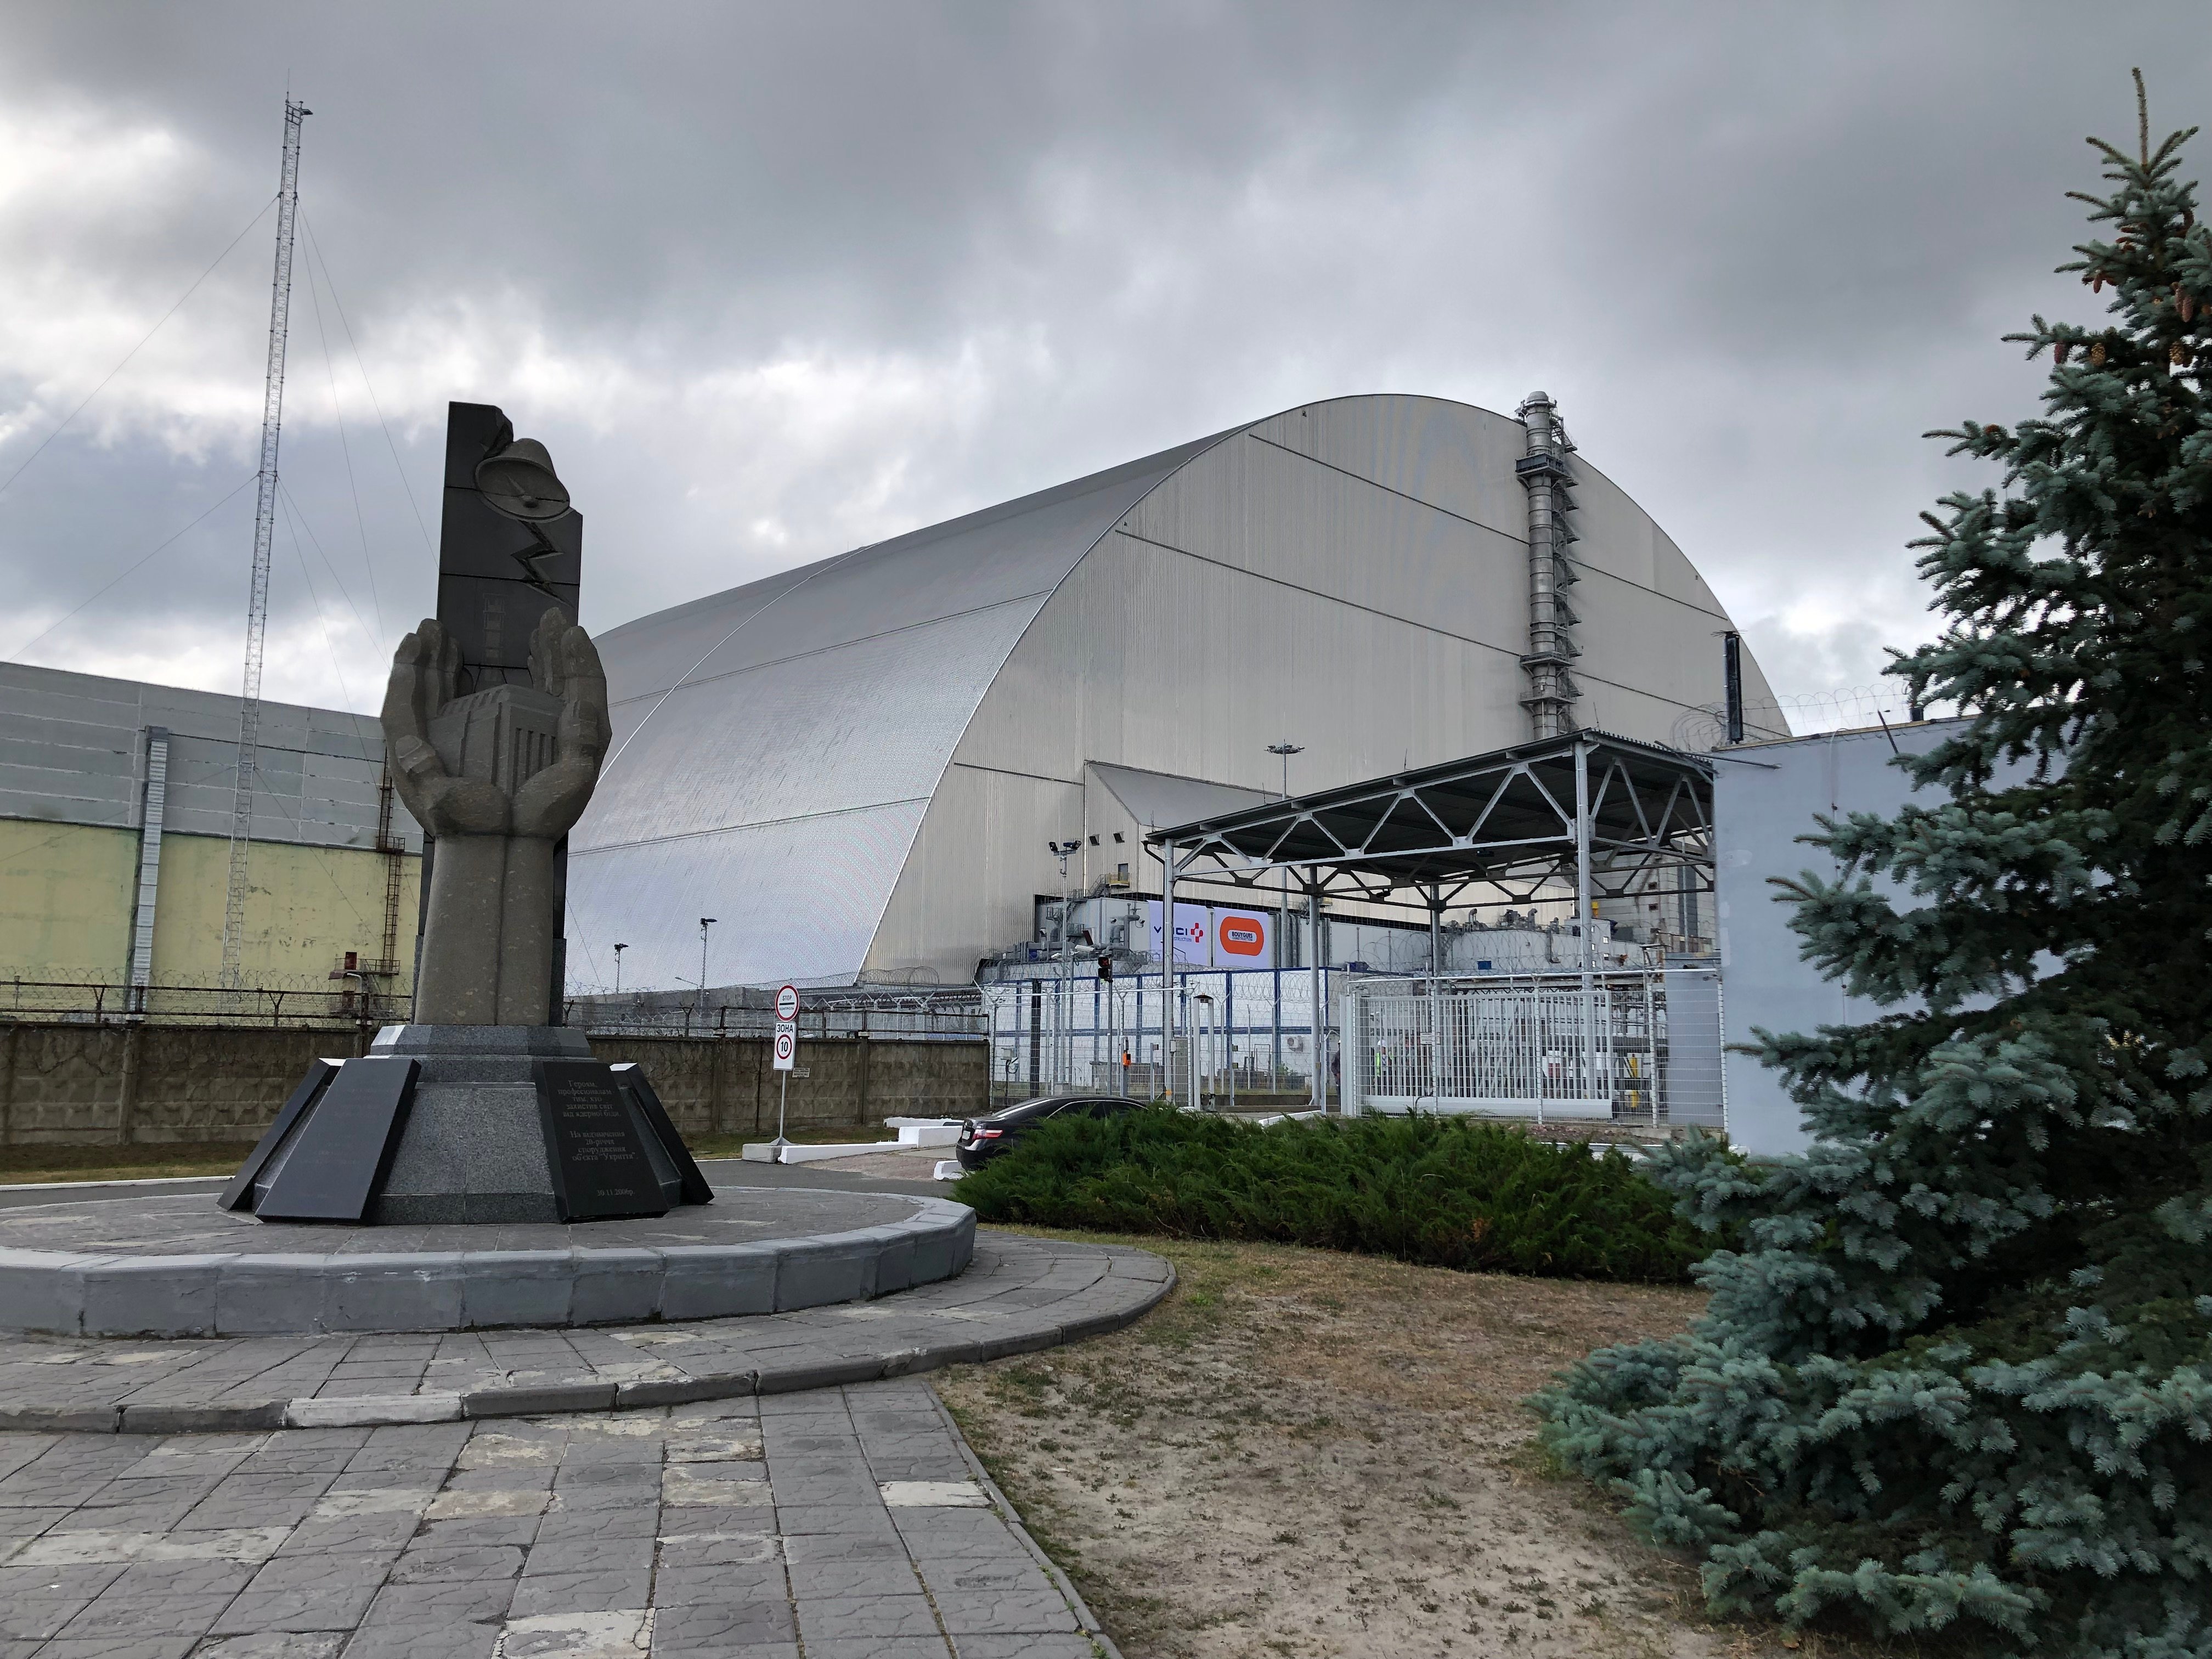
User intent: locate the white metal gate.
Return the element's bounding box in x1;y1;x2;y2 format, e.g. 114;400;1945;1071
982;969;1338;1104
1342;968;1723;1130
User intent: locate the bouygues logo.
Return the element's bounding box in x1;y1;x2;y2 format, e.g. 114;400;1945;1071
1216;915;1267;957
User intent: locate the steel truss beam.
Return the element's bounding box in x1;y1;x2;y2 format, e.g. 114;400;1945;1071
1147;730;1714;912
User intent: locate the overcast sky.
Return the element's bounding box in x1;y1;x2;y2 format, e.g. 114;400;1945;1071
1;3;2205;726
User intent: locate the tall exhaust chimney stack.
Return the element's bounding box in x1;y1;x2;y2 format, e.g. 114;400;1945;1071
1514;392;1581;739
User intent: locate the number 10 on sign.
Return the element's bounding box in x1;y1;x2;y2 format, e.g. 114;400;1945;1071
774;983;799;1070
770;985;798;1150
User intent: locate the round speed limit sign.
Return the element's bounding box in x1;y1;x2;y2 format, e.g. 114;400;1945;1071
775;984;799;1022
774;1029;795;1065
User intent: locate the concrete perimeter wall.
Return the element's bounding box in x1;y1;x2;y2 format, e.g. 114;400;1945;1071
0;1024;988;1147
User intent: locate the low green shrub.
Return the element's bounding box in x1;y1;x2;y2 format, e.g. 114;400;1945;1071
952;1108;1702;1282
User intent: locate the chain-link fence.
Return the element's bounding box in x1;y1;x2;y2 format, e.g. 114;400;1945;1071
1341;968;1723;1131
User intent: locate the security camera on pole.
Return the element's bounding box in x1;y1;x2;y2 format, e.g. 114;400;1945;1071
771;982;799;1152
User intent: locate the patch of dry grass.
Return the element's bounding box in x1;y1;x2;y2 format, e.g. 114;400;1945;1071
0;1141;257;1184
937;1229;1954;1659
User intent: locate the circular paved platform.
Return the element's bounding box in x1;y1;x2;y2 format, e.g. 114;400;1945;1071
0;1188;974;1339
0;1228;1171;1434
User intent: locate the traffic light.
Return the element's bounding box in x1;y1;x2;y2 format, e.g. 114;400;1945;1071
1096;951;1114;983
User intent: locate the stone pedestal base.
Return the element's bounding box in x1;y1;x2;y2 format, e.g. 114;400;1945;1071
0;1188;979;1337
223;1025;707;1227
368;1024;591;1224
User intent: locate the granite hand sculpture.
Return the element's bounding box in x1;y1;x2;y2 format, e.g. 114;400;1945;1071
382;609;611;1024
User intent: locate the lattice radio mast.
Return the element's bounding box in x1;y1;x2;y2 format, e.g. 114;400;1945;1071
218;97;309;989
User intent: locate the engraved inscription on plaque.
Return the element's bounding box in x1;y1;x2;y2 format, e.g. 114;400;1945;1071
533;1058;669;1221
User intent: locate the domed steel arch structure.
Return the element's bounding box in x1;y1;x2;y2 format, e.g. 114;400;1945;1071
565;393;1784;991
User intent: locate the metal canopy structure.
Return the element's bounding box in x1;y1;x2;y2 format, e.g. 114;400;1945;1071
1143;731;1716;1112
1149;730;1714;908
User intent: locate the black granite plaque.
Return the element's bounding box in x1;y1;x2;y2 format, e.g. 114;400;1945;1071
218;1059;341;1212
611;1063;714;1206
256;1057;420;1223
533;1058;670;1221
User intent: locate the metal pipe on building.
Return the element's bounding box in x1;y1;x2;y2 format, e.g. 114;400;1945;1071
1515;392;1581;740
126;727;171;1015
1722;630;1745;744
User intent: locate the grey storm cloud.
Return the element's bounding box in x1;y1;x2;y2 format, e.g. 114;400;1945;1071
1;1;2207;719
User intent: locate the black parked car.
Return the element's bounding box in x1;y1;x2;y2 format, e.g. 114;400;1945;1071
955;1095;1144;1170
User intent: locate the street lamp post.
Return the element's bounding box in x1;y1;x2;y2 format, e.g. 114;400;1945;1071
696;919;716;1016
612;943;627;996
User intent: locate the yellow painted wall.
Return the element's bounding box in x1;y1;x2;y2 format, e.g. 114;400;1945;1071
0;819;418;992
148;833;419;990
0;819;138;984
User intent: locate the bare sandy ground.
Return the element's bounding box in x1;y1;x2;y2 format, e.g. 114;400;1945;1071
936;1232;1914;1659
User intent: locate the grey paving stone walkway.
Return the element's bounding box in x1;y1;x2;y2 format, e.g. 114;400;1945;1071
0;1235;1172;1434
0;1376;1116;1659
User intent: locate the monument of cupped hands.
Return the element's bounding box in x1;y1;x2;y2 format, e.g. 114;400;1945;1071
220;406;712;1227
0;403;974;1340
388;607;605;1025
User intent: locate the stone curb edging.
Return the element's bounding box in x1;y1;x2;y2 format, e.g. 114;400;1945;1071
0;1248;1176;1435
0;1198;975;1339
927;1382;1132;1659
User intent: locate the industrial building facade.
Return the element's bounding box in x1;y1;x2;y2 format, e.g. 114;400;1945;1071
0;390;1785;1012
0;663;420;1009
569;392;1786;992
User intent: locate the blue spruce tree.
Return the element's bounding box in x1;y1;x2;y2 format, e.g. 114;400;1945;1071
1539;81;2212;1658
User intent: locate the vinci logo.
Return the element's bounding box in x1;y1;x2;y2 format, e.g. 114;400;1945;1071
1216;916;1267;958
